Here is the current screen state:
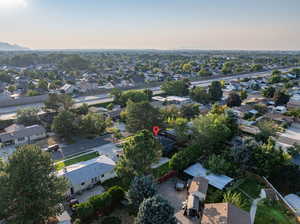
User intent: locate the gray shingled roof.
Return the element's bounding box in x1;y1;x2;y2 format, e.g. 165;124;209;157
60;155;116;186
0;125;46;142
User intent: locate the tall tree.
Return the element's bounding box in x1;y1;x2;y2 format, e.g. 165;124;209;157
161;80;189;96
135;195;176;224
0;145;68;223
79;112;108;137
44;93;74;112
16;108;40;126
126;101;164;133
190;86;210;104
226;92;242;107
52;110;77;140
126;176;157;212
273;89;290;106
115;130;162;180
208;81;223;102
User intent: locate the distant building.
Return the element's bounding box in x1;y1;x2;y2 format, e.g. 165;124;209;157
288;94;300;109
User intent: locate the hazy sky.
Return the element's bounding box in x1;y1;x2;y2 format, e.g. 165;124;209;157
1;0;300;50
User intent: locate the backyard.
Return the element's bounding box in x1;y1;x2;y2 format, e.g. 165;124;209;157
255;199;297;224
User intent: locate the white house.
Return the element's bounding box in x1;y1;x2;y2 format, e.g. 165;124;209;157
57;155;116;195
0;124;46;146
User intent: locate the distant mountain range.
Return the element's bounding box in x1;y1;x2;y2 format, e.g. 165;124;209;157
0;42;29;51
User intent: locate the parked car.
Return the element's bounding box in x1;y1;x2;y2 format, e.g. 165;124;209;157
47;144;60;152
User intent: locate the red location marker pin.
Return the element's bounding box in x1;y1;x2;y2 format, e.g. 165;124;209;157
152;126;160;136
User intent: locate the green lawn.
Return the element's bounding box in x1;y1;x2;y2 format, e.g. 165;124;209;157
55;151;100;170
238;176;264;199
255;199;297;224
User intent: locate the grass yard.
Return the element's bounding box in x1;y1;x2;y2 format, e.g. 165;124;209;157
255;199;297;224
238;176;264;199
55;151;100;170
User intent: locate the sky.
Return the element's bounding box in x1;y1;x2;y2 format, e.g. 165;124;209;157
1;0;300;50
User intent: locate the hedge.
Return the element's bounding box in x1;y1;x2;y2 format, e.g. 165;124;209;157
169;144;202;172
74;186;125;221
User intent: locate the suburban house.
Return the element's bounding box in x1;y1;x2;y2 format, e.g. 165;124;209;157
0;124;46;146
201;202;251;224
288;94;300;109
152;96;191;107
57;155;116;195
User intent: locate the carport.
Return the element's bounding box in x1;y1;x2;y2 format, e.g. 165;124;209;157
184;162;234;190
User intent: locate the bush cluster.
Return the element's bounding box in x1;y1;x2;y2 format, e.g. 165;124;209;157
74;186;124;221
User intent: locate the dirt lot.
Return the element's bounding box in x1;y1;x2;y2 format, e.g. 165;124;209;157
157;177;187;211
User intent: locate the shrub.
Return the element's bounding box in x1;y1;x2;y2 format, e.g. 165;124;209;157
74;186;124;221
169;145;202;172
74;201;94;221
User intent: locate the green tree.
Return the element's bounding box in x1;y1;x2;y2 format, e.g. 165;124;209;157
161;80;189;96
262;86;276;98
8;85;16;92
126;175;157;212
126;101;164;133
182;63;192;73
135;195;176;224
79;112;107;137
16;108;40;126
198;67;212;76
273;89;290;106
204;154;231;175
116;130;162;180
208;81;223;102
240;89;248;100
160;105;181;121
168;117;189;143
45;93;74;112
180;103;200;119
76;103;89;115
256;120;278;142
250;64;263;72
52;110;77;140
38;79;48;91
190;86;210;104
226;92;242;107
0;145;68;223
192;113;231;154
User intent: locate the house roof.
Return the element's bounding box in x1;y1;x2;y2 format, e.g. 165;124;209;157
57;155;115;186
189;176;209;196
184;163;233;190
0;125;46;142
201;203;251;224
284;194;300;213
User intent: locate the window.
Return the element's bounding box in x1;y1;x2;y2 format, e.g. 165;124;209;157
17;137;25;141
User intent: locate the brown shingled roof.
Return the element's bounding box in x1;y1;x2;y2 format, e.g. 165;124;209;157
201;203;251;224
